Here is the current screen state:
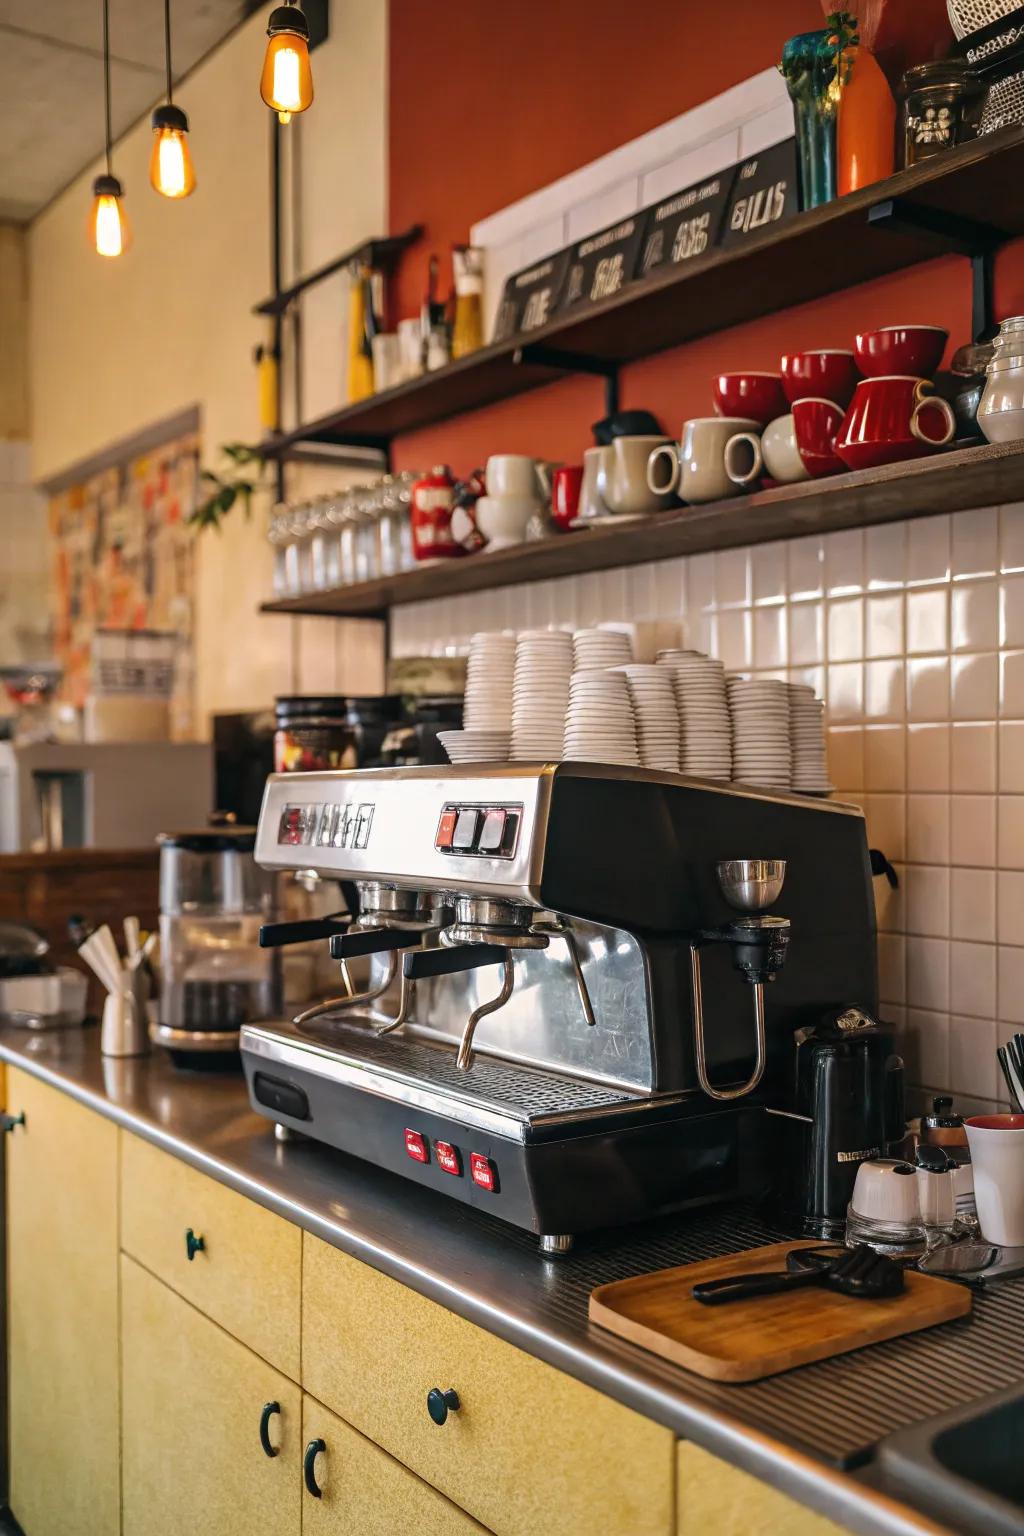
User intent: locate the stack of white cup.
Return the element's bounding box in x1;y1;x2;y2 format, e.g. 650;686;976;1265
727;676;792;789
788;683;833;794
614;664;680;771
563;668;640;765
510;629;574;760
657;651;732;779
439;630;514;762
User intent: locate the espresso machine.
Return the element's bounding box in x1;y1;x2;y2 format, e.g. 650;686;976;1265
241;763;879;1251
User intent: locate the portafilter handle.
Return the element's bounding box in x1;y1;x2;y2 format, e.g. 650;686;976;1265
259;914;350;948
329;928;427;960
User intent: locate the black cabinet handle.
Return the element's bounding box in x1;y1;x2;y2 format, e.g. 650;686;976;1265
259;1401;280;1458
303;1438;326;1498
0;1111;25;1134
185;1228;205;1261
426;1387;461;1426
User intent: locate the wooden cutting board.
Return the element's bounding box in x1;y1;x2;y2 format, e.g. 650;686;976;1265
589;1242;972;1383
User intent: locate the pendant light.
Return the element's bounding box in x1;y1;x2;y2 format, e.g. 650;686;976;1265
260;2;313;124
89;0;130;256
150;0;196;197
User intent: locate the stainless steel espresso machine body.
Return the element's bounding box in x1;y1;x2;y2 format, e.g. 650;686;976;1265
241;764;877;1250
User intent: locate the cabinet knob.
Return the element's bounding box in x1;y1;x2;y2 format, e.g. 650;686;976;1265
185;1228;205;1261
303;1438;326;1498
259;1401;281;1458
426;1387;461;1426
0;1111;25;1134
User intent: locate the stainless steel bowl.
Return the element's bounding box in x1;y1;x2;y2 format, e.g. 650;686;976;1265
716;858;786;911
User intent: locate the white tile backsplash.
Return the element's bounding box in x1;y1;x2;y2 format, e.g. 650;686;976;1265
392;503;1024;1107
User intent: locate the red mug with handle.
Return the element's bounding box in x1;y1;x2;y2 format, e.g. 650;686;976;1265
835;376;956;473
551;464;583;530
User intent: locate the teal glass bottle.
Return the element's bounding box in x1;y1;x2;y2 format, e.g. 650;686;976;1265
780;29;839;210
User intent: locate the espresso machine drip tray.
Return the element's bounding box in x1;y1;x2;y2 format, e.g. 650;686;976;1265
246;1015;657;1142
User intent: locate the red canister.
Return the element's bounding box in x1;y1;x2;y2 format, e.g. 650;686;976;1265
410;465;461;560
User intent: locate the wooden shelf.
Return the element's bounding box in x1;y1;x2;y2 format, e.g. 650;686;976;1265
253;225;423;318
260;438;1024;617
259;128;1024;458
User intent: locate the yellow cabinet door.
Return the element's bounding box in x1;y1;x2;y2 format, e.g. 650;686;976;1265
677;1444;852;1536
301;1395;490;1535
7;1066;120;1536
121;1254;302;1536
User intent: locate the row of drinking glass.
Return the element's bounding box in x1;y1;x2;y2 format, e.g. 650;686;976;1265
267;471;423;598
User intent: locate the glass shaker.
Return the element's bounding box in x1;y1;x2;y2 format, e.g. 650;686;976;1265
377;475;401;577
354;482;383;583
267;504;292;598
308;495;334;591
337;490;359;586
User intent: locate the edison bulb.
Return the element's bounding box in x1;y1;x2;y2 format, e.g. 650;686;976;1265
149;105;196;198
260;8;313;122
89;175;130;257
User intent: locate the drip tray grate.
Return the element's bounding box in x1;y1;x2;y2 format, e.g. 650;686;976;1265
294;1015;645;1126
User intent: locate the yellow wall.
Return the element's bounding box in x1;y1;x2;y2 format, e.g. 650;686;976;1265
26;2;387;727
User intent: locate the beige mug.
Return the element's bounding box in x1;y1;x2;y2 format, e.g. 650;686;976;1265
725;415;811;489
486;454;553;501
649;417;759;505
598;435;674;515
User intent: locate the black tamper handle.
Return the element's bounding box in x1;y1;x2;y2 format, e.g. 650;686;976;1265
403;944;508;980
259;914;349;948
329;927;424;959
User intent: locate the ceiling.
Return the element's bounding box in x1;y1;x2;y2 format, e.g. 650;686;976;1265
0;0;258;221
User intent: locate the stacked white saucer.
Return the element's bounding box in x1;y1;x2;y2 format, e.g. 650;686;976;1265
614;664;680;771
563;668;640;765
789;683;833;795
438;728;512;763
727;676;792;789
658;652;732;779
510;629;573;760
463;630;516;731
572;627;635;671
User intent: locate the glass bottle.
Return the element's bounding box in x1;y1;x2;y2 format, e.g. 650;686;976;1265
780;29;839;209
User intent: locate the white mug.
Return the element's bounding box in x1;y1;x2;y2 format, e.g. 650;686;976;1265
725;415;811;489
474;494;539;550
486;454;552;501
965;1114;1024;1246
650;417;758;505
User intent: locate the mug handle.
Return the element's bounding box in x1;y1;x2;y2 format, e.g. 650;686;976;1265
535;461;554;499
724;432;764;489
647;444;681;498
911;383;956;448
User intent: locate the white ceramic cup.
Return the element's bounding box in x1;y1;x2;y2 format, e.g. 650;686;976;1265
725;414;811;488
965;1114;1024;1246
397;317;424;381
599;435;674;515
474;494;539;549
371;332;401;392
486;454;551;501
650;418;759;505
577;446;610;522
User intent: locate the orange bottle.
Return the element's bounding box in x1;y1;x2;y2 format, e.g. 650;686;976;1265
837;41;896;195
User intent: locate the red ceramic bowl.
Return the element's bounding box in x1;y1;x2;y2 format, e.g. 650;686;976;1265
854;326;948;380
791;397;846;477
781;349;858;408
713;372;787;427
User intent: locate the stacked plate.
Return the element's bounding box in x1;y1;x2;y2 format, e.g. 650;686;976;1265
615;664;680;772
728;676;792;789
789;683;834;795
658;653;732;779
563;668;640;766
438;728;512;763
463;631;516;732
573;628;634;671
510;629;573;761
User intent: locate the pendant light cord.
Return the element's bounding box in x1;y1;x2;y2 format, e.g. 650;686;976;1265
102;0;112;174
164;0;173;104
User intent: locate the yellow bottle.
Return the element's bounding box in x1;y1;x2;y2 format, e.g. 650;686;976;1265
255;344;279;432
347;262;375;402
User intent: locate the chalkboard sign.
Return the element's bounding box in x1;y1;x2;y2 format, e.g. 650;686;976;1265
637;169;736;277
719;138;799;249
558;214;646;312
492;249;572;342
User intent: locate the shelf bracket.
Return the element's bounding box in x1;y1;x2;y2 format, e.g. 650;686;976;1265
513;343;620;416
867;197;1008;342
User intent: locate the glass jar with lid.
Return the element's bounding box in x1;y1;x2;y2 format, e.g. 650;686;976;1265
337;489;359;586
354;482;383;584
377;474;403;577
267;503;292;597
978;316;1024;444
394;469;420;571
308;495;335;591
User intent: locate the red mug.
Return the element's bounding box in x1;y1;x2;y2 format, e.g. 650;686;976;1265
835;376;956;473
791;397;846;478
781;349;858;408
854;325;948;380
713;372;787;426
551;464;583;529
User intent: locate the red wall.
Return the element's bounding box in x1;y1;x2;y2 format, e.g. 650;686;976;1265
387;0;1024;475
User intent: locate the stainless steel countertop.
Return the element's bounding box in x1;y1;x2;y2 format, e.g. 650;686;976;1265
5;1025;1016;1536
